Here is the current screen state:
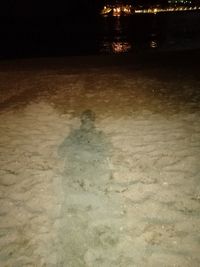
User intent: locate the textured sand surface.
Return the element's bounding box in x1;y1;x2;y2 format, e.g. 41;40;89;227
0;54;200;266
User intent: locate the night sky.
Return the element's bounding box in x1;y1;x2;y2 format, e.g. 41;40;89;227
0;1;103;17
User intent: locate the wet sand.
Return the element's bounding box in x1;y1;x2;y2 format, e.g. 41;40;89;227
0;51;200;266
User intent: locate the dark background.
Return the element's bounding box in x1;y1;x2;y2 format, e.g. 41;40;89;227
0;1;103;17
0;1;104;58
0;1;200;59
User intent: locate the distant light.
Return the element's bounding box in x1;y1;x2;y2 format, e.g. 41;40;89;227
100;3;200;16
150;40;158;48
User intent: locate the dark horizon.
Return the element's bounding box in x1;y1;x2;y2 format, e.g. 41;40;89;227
1;0;199;17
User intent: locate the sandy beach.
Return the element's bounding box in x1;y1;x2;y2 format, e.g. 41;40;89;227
0;51;200;266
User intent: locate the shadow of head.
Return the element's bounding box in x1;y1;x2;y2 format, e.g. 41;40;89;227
80;110;96;130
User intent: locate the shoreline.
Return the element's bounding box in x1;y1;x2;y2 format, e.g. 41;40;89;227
0;47;200;69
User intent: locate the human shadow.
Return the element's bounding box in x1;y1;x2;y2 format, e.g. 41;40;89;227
58;109;113;191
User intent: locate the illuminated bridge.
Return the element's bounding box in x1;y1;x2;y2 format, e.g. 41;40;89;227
101;5;133;16
100;4;200;16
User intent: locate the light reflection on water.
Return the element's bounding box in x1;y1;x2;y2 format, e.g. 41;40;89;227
101;40;132;53
100;37;159;54
99;13;200;54
2;12;200;58
150;40;158;49
112;41;132;53
99;16;161;54
101;39;159;53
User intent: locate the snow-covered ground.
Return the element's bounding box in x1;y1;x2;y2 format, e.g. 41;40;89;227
0;54;200;266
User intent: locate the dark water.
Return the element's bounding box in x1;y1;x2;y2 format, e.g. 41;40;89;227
0;11;200;59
